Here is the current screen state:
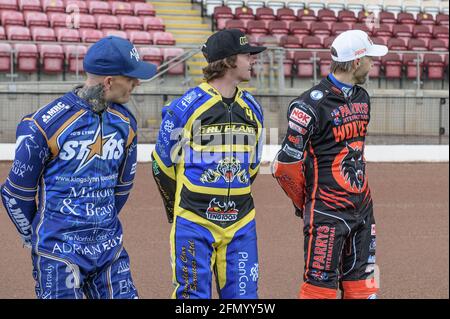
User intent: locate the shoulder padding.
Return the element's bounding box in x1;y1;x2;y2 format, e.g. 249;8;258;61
169;86;209;120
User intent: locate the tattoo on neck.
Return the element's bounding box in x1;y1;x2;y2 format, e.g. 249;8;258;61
76;84;111;113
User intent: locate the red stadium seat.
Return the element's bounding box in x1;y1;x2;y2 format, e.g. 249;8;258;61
357;10;373;24
88;0;111;15
310;21;331;43
0;26;6;40
163;47;185;75
393;24;413;44
14;43;38;72
413;25;433;47
111;1;133;16
337;10;357;23
371;36;387;46
323;36;336;49
48;12;68;28
0;42;12;72
65;0;89;14
268;20;288;40
78;14;97;29
0;0;18;11
317;51;331;77
132;2;155;16
6;25;31;40
294;51;314;77
141;16;165;32
397;12;416;32
436;13;449;26
379;11;397;32
31;26;56;41
64;44;87;73
1;11;25;27
423;54;445;79
39;44;64;73
127;30;152;44
317;8;337;27
373;24;393;45
153;31;176;45
387;38;407;50
297;8;317;28
80;28;103;42
138;46;163;67
403;53;424;79
277;7;296;21
289;21;309;43
433;26;449;48
255;7;276;23
18;0;42;12
302;36;323;48
120;16;143;31
56;27;80;42
247;20;268;36
280;35;301;49
96;15;119;30
103;29;127;39
214;6;234;30
235;6;255;24
408;38;427;51
416;13;435;27
24;11;49;27
225;19;246;33
42;0;64;13
429;39;447;51
258;34;279;47
369;57;381;78
381;53;402;79
353;22;372;36
283;51;294;77
331;22;350;35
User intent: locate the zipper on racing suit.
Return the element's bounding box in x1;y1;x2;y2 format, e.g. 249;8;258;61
226;102;233;205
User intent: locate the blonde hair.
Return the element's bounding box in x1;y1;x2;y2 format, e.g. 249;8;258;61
202;55;238;81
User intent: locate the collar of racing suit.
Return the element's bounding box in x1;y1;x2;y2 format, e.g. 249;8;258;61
327;73;353;98
199;82;243;105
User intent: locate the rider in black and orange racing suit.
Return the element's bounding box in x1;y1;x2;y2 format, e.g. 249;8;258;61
272;74;378;299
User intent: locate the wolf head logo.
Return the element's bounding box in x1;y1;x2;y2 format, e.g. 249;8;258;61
340;143;366;191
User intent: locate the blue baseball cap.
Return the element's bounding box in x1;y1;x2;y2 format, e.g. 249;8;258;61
83;36;157;80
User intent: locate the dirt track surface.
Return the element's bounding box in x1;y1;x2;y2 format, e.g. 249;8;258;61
0;162;448;299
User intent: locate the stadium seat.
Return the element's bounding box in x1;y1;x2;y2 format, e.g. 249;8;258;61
246;0;264;12
353;22;372;35
111;1;133;16
283;50;294;77
88;0;111;15
346;0;364;16
42;0;64;13
297;8;317;29
371;36;387;46
18;0;42;12
280;35;301;49
120;16;143;31
225;0;244;14
64;44;87;73
56;27;80;42
381;53;402;79
24;11;49;27
255;7;276;23
65;0;89;14
163;47;185;75
380;11;397;32
307;1;325;14
247;20;268;36
402;0;422;18
153;31;176;45
213;6;234;30
0;0;18;11
393;25;413;44
357;10;373;24
423;53;445;79
48;12;68;28
96;15;120;30
103;29;127;39
127;30;152;44
337;10;357;23
408;38;428;51
138;46;163;67
310;21;331;43
403;53;424;79
235;6;255;24
373;24;393;45
14;43;38;72
31;26;56;41
417;12;436;28
268;20;289;40
0;42;12;72
225;19;246;33
39;44;64;73
331;22;350;36
397;12;416;32
266;0;284;12
432;26;449;48
317;8;338;27
317;51;331;77
294;51;314;77
80;28;103;42
383;0;402;17
387;38;407;50
78;14;97;29
289;21;310;43
277;7;297;21
1;11;25;27
428;39;447;51
141;16;165;32
0;26;6;40
413;25;433;47
368;57;381;78
133;2;155;16
302;36;323;49
323;36;336;49
436;13;449;26
6;25;31;40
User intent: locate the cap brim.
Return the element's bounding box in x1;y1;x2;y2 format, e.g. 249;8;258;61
123;61;158;80
366;44;388;57
242;46;267;55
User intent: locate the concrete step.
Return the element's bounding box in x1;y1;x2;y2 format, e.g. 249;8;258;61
165;22;211;30
152;0;192;4
152;1;193;8
171;30;212;36
175;37;209;45
171;31;212;39
156;9;199;16
158;15;204;22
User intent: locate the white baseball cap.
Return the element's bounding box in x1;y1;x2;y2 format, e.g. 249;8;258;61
330;30;388;62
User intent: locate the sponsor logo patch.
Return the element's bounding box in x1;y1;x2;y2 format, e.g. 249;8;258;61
290;108;311;127
205;198;239;222
310;90;323;100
